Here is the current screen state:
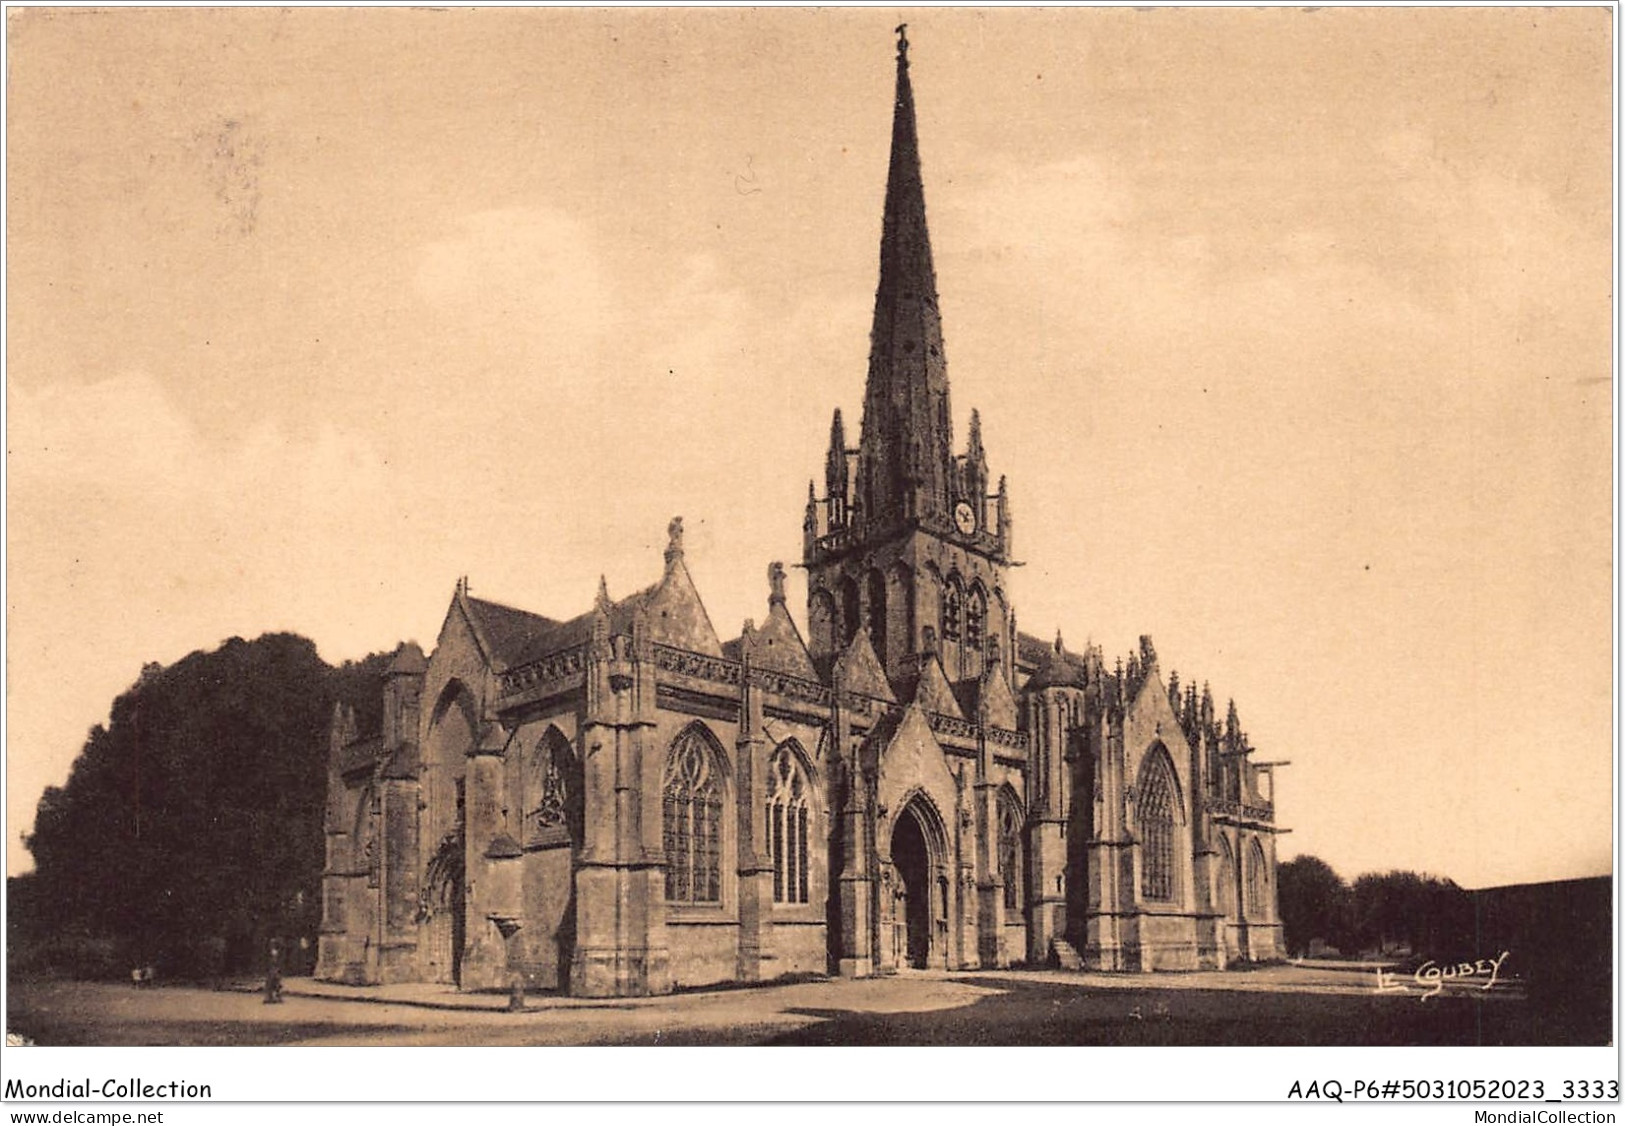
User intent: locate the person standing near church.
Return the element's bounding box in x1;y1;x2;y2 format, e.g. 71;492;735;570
264;937;284;1004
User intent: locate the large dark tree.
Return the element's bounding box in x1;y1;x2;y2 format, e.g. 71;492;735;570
1278;858;1474;961
1277;855;1350;957
1350;869;1473;959
19;633;393;979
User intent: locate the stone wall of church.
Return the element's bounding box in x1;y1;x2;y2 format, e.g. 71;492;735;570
1131;910;1203;972
772;920;828;977
517;844;574;989
667;922;738;990
319;617;1282;994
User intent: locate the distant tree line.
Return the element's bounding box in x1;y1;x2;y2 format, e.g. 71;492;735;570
1277;855;1475;961
10;633;393;982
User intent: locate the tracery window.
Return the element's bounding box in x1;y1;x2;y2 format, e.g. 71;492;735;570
998;792;1024;912
942;581;962;642
1246;838;1269;917
866;570;888;668
1216;837;1238;919
966;589;986;651
525;728;576;847
840;579;861;647
663;728;724;903
534;753;566;828
765;745;811;904
1139;752;1178;903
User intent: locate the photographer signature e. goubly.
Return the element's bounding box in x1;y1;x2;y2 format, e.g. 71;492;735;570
1374;950;1511;1000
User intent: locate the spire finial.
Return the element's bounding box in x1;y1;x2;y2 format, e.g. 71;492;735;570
665;516;684;566
895;23;909;61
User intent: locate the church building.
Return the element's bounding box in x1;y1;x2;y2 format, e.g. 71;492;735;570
317;31;1284;997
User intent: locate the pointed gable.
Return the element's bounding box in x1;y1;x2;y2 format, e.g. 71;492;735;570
1124;651;1193;758
911;653;965;719
978;664;1019;730
834;626;896;703
872;701;961;823
744;602;818;679
641;519;723;656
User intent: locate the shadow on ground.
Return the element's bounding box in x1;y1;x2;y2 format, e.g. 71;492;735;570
761;977;1608;1047
9;1014;417;1048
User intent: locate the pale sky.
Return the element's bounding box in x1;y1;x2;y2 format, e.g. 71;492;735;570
6;7;1614;888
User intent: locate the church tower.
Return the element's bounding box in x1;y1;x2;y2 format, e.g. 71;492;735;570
804;27;1014;688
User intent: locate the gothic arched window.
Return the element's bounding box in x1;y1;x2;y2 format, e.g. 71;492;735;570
866;569;888;668
1246;838;1269;917
663;728;725;903
998;791;1024;913
810;588;838;654
839;577;861;647
966;587;986;651
942;579;962;642
1138;750;1178;903
766;745;811;904
525;726;578;848
1216;836;1238;919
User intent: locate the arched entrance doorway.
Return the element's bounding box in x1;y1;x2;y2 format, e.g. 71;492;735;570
423;831;466;986
888;797;947;970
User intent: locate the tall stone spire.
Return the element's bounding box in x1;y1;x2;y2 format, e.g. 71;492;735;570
855;25;954;531
802;28;1013;674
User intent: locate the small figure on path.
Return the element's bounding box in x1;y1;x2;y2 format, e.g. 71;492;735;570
264;937;284;1005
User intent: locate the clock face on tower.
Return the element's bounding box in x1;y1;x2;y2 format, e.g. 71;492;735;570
954;501;976;535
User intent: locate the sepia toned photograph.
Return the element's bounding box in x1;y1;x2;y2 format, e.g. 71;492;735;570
2;3;1614;1089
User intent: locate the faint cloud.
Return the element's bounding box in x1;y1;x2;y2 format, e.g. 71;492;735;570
413;206;608;329
9;372;389;515
642;252;747;381
942;156;1127;262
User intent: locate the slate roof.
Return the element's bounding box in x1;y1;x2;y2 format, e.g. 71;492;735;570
1024;645;1090;691
462;596;571;668
1016;630;1063;669
463;586;658;670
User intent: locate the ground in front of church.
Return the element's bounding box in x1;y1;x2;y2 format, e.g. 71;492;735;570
6;963;1604;1047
